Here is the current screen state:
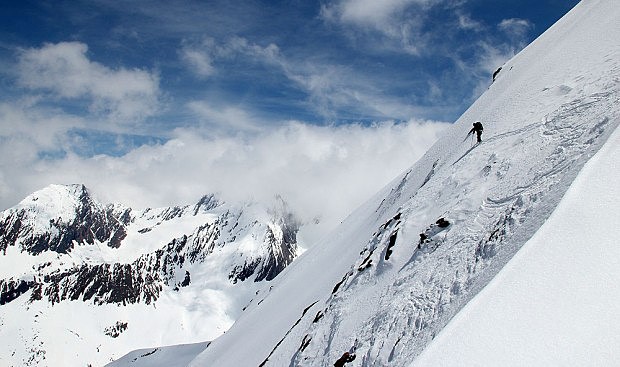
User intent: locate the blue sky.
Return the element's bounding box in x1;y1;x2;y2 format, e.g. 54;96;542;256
0;0;578;236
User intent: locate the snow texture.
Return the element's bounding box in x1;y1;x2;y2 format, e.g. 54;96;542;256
107;342;210;367
413;107;620;366
177;0;620;366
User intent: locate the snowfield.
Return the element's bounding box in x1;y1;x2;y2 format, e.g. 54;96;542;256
414;124;620;366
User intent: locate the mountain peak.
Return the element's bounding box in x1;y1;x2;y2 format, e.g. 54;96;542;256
1;183;126;254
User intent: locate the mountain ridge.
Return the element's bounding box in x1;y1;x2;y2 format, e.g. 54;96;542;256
0;184;302;366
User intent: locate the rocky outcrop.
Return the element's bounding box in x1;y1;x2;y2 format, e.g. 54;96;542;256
43;263;162;306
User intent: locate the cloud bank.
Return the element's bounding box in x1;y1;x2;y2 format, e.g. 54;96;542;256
0;113;447;243
1;40;448;245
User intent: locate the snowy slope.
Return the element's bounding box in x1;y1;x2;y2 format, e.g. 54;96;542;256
413;115;620;366
0;185;301;367
168;0;619;366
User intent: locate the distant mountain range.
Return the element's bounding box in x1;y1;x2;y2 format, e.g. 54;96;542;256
0;184;300;366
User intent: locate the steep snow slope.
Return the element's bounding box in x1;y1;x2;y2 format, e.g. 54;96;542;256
178;0;620;366
0;185;301;367
107;342;211;367
413;117;620;366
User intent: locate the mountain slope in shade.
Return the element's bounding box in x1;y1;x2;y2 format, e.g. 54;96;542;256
160;0;617;365
0;184;301;367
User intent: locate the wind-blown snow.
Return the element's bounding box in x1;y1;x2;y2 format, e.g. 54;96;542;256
414;123;620;367
103;342;210;367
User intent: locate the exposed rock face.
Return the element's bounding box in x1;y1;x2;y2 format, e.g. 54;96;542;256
43;263;162;306
0;278;36;305
0;184;130;255
230;220;299;283
0;185;301;307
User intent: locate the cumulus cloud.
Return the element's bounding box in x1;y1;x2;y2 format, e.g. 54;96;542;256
17;42;161;122
0;100;86;203
0;100;85;163
2;38;449;245
0;115;448;244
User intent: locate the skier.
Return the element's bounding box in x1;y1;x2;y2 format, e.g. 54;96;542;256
468;121;484;143
334;351;356;367
492;66;502;82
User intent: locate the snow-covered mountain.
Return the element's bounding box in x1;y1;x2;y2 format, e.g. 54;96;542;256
414;124;620;366
0;184;301;366
103;0;619;366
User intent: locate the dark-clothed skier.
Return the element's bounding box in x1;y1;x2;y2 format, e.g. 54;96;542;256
334;352;356;367
468;121;484;143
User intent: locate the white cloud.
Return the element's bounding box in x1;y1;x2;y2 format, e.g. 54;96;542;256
181;37;280;78
186;100;264;133
457;11;483;31
320;0;450;56
498;18;534;38
0;100;83;159
180;36;422;121
223;37;280;62
465;19;533;92
0;116;448;245
322;0;434;27
181;48;215;78
17;42;161;122
0;101;87;206
476;42;516;74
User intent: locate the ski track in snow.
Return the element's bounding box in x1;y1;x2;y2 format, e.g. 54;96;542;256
413;109;620;367
184;1;620;366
